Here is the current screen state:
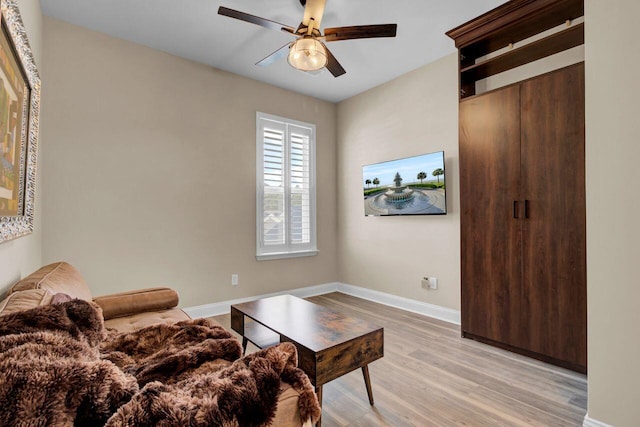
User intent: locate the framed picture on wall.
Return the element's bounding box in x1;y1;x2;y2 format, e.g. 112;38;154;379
0;0;41;243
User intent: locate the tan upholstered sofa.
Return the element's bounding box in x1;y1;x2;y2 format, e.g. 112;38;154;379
1;261;190;332
0;261;313;427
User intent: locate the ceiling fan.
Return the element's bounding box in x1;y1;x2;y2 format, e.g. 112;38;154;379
218;0;397;77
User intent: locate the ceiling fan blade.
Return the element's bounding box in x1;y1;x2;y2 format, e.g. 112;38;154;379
302;0;326;31
256;43;291;67
323;45;346;78
324;24;398;42
218;6;296;34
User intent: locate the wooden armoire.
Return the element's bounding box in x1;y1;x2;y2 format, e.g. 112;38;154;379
447;0;586;373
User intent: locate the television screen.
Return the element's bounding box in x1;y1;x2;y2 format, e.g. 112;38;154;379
363;151;446;216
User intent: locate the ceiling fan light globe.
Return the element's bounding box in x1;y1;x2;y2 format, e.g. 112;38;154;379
287;38;327;71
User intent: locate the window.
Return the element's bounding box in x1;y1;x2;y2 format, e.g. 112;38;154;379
256;112;317;260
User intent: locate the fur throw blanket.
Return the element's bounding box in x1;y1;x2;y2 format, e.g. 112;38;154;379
0;300;138;426
0;300;320;426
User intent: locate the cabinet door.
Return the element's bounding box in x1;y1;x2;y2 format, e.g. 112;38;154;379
460;86;523;344
520;63;586;370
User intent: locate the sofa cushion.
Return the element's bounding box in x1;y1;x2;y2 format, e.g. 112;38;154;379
104;307;190;333
8;262;93;301
93;288;179;320
0;289;53;316
273;383;305;427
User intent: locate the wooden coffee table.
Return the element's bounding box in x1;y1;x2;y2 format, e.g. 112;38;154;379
230;295;384;426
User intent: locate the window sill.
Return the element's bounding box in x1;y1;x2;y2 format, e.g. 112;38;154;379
256;250;319;261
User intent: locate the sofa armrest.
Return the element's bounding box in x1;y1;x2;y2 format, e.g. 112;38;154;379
93;287;179;320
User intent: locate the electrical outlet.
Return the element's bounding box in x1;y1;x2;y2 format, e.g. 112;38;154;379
422;276;438;290
231;274;238;286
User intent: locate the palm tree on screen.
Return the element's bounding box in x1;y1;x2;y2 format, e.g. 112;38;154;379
432;168;444;184
365;179;372;188
417;171;427;183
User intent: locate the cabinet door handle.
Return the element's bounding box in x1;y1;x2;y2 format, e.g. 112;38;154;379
513;201;519;219
524;200;530;219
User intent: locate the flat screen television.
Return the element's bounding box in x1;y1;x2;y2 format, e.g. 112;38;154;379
363;151;446;216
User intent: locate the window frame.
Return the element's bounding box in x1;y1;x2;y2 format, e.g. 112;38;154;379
256;112;318;261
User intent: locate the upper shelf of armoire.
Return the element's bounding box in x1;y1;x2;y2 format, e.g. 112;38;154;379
446;0;584;99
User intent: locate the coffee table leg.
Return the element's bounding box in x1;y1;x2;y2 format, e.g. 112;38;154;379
241;336;248;355
315;385;323;427
362;365;374;405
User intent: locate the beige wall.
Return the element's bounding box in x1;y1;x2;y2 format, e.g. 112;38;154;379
40;17;337;307
337;54;461;310
585;1;640;425
0;0;43;292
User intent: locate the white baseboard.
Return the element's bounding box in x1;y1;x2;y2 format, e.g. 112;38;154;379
583;414;613;427
337;283;461;325
183;282;461;326
183;282;339;318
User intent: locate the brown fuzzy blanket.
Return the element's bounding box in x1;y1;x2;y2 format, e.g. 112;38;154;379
0;300;138;426
0;300;320;426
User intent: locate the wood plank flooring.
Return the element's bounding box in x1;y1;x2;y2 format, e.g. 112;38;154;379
210;292;587;427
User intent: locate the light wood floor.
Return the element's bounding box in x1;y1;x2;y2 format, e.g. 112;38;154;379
211;292;587;427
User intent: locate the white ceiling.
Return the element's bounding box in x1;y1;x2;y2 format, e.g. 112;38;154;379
39;0;508;103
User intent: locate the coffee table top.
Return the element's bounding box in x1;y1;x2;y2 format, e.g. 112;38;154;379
231;295;382;352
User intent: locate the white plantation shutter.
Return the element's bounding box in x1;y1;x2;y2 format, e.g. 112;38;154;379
289;127;312;245
262;122;286;248
257;113;316;259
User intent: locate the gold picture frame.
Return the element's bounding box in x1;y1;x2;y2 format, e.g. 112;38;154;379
0;0;40;243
